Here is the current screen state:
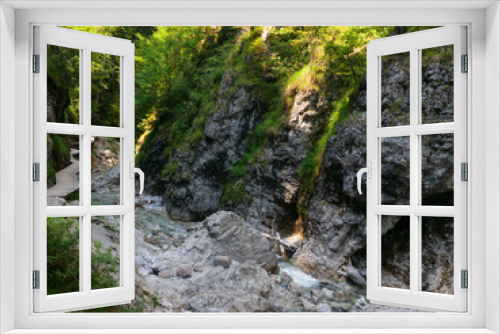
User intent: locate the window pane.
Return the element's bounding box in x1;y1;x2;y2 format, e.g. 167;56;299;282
47;134;80;206
381;137;410;205
47;217;80;295
381;52;410;127
91;216;121;290
421;217;454;294
421;45;454;124
91;136;121;205
421;134;454;206
47;45;80;124
91;52;121;127
381;216;410;289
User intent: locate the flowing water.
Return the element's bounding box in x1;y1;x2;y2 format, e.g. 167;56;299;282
278;258;320;289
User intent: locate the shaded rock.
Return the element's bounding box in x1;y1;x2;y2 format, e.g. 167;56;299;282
330;301;351;312
346;266;366;288
213;255;232;268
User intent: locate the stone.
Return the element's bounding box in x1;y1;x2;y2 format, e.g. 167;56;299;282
300;298;316;312
330;301;351;312
176;266;192;278
310;289;323;303
193;263;205;272
287;282;302;296
346;266;366;288
202;211;278;273
158;269;175;279
322;288;334;300
213;255;232;268
279;271;294;287
315;303;332;312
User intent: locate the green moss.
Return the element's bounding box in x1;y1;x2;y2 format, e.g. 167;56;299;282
161;159;179;180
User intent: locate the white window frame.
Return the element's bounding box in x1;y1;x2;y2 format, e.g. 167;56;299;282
33;26;136;312
366;26;468;312
0;1;499;333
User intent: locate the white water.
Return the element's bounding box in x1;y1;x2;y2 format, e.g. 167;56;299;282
278;259;319;289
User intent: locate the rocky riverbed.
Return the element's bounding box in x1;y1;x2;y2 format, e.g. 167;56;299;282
85;192;418;313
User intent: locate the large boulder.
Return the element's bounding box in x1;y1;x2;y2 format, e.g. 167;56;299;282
152;211;278;275
139;211;280;312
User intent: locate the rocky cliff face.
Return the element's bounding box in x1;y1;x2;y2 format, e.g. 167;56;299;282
235;90;328;233
142;71;263;221
142;69;330;233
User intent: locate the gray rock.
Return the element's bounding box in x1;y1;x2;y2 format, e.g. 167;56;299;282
287;282;302;296
213;256;232;268
176;266;192;278
330;301;351;312
193;263;205;272
203;211;278;273
322;288;334;300
300;298;316;312
158;269;175;279
310;289;323;303
315;303;332;312
346;266;366;288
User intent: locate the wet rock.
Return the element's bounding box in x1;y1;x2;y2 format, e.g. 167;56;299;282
213;256;232;268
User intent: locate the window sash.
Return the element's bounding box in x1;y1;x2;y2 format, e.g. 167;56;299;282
32;26;136;313
366;26;468;312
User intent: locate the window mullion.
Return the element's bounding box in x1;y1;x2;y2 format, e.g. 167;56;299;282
82;48;92;293
409;47;420;295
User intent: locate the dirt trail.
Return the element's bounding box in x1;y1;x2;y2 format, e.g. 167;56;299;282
47;149;80;198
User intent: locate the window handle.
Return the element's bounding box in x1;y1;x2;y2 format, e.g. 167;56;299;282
129;162;145;195
357;162;371;195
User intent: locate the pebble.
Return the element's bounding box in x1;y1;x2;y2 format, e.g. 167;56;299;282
213;255;232;268
193;263;205;272
322;288;334;299
176;265;192;278
158;269;176;279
